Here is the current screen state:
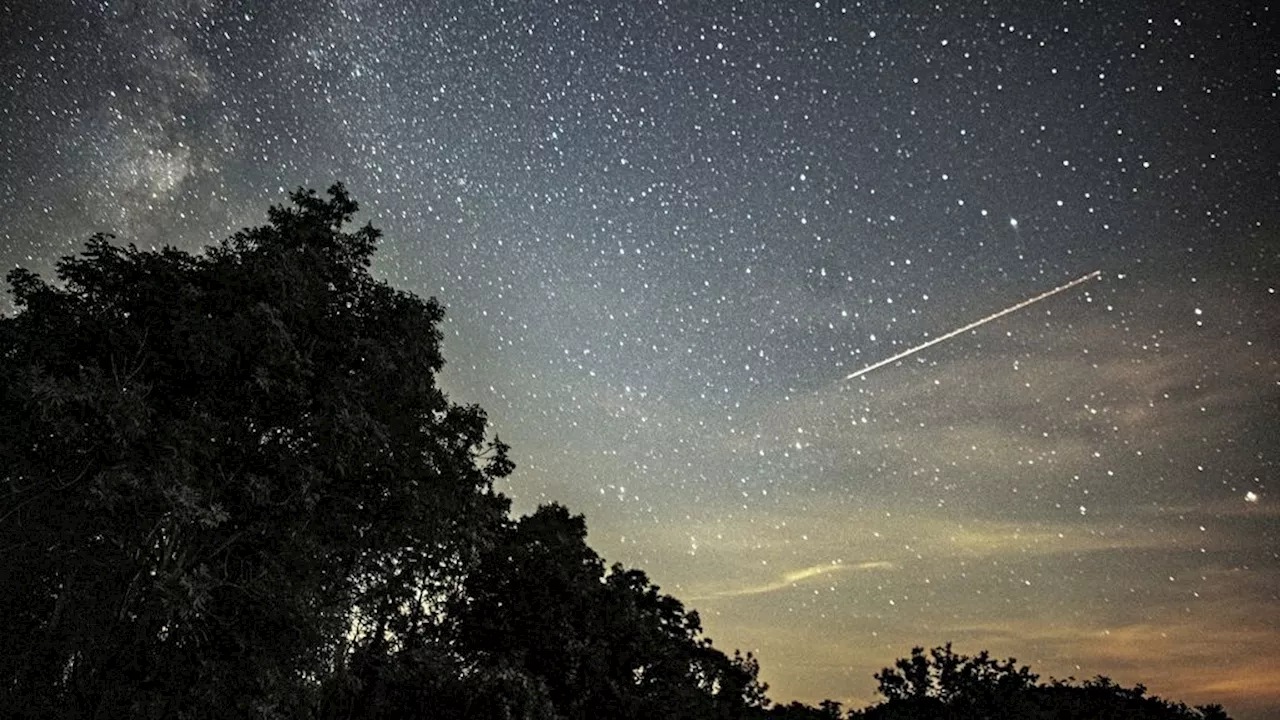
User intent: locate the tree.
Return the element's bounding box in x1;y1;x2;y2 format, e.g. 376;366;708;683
0;185;512;719
450;503;770;720
766;700;845;719
873;642;1038;709
316;633;557;720
853;645;1233;720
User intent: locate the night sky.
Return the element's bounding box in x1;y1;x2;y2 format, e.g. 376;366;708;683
3;0;1278;716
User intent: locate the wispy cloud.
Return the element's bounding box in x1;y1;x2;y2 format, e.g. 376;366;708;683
689;560;894;601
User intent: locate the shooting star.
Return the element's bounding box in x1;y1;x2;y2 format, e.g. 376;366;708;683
846;270;1101;381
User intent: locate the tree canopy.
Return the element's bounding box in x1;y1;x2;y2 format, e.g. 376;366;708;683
450;503;769;720
1;185;512;718
849;644;1231;720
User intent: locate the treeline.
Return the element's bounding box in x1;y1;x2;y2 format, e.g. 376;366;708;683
0;186;1228;719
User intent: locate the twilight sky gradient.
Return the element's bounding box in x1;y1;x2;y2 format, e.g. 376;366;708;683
3;1;1277;716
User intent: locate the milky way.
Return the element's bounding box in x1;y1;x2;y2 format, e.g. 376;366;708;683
3;1;1278;716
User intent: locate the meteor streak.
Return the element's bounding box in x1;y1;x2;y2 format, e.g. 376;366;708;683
845;270;1102;381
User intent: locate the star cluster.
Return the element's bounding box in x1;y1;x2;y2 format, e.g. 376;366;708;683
3;1;1277;715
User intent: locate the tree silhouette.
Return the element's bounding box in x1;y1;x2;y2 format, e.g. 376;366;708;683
876;643;1037;706
1;185;511;719
852;644;1233;720
450;503;769;720
766;699;845;719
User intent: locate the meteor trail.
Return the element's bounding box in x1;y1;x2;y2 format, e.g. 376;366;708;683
845;270;1102;381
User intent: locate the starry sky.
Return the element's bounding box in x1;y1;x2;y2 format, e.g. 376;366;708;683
3;0;1278;716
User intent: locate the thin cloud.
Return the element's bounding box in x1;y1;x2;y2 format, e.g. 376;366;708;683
690;560;894;601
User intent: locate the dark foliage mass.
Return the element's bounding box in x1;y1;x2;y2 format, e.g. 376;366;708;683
847;644;1230;720
1;187;1230;720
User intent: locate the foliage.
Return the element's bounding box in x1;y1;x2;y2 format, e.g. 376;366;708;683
449;502;770;720
874;642;1038;706
767;699;845;719
316;634;557;720
850;644;1233;720
1;185;511;718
